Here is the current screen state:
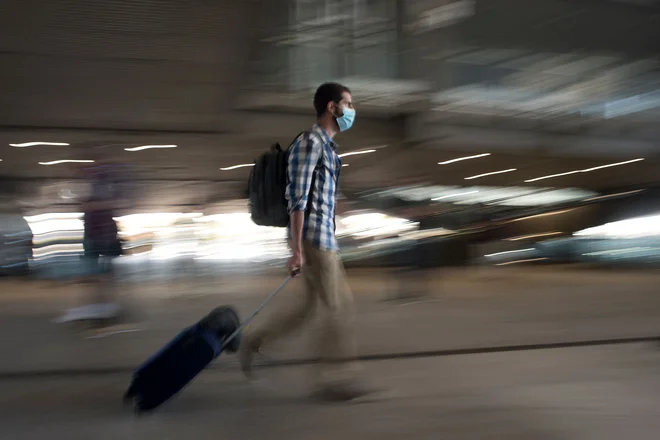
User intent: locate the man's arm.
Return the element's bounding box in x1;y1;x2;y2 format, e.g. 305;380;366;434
289;210;305;259
285;133;322;274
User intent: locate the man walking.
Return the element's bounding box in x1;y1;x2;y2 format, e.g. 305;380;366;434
240;82;375;402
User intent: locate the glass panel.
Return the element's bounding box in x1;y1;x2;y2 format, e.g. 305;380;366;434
286;0;400;85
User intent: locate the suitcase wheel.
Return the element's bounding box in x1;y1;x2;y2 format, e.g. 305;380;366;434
123;384;137;404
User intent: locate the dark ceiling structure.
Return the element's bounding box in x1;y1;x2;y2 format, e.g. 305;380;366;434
1;0;659;212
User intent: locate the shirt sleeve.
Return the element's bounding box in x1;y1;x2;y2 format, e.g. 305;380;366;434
286;132;323;213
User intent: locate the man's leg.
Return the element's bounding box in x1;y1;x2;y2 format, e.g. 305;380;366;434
239;245;319;377
308;246;373;400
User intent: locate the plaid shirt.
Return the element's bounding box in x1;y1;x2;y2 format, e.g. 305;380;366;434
286;124;342;251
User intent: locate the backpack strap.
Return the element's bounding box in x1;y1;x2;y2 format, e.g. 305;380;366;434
287;131;325;218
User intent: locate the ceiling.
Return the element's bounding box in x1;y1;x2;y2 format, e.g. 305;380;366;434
1;0;659;211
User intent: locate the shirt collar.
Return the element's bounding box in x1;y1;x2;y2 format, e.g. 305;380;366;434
312;124;338;152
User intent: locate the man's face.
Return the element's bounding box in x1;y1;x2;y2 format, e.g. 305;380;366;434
331;92;354;116
337;92;353;116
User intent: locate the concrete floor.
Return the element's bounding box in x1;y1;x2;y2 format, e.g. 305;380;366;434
2;344;660;439
1;267;660;438
1;267;660;373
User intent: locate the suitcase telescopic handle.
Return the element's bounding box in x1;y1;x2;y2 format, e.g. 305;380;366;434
220;273;297;350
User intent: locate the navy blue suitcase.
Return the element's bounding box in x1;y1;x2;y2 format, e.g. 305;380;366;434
124;306;241;413
124;275;294;413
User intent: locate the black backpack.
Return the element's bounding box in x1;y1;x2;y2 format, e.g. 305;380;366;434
248;131;321;227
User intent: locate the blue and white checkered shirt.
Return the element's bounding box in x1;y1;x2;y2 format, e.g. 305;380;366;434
286;124;342;251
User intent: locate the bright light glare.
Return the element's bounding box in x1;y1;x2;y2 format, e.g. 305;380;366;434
465;168;516;180
438;153;490;165
33;244;84;260
369;186;595;207
525;159;644;183
124;145;178;152
10;142;70;147
25;212;83;223
339;213;418;238
432;190;479;201
116;213;202;223
220;164;255;171
574;213;660;239
24;213;84;236
23;210;421;262
115;212;203;236
38;160;95;166
338;149;376;158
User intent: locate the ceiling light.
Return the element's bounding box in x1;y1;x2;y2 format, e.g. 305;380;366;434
38;160;95;166
219;163;254;171
581;158;645;172
124;145;178;152
524;159;644;183
506;232;562;241
583;189;644;202
438;153;490;165
485;248;535;258
338;149;376;158
342;164;350;167
509;209;574;223
523;170;581;182
10;142;70;147
432;190;479;201
496;258;547;266
465;168;516;180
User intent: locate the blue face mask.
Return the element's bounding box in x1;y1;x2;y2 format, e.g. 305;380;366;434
335;107;356;132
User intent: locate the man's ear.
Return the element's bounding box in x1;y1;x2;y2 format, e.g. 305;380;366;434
326;100;335;115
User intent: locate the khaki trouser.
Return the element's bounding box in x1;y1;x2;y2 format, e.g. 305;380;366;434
248;240;360;387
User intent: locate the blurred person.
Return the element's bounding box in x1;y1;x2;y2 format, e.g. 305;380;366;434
55;159;125;324
240;82;379;402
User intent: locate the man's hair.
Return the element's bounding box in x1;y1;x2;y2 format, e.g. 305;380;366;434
313;82;351;118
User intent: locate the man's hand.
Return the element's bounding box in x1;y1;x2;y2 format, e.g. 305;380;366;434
288;249;303;277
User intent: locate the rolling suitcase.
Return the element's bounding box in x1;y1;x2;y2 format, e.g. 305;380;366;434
124;274;295;413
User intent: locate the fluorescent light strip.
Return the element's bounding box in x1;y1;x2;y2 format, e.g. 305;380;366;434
438;153;490;165
508;208;574;223
506;232;562;241
219;163;254;171
10;142;70;147
465;168;516;180
124;145;178;152
583;189;644;202
485;248;535;258
496;258;547;266
342;164;350;167
581;158;645;172
432;190;479;201
338;149;376;158
38;160;95;166
523;170;581;182
525;158;645;183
